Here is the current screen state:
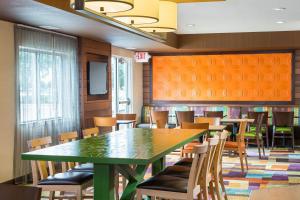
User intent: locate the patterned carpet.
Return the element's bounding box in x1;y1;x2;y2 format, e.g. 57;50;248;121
164;148;300;200
42;148;300;199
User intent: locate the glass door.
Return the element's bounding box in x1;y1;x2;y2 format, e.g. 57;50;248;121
112;56;133;115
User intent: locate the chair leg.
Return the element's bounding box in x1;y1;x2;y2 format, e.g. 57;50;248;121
209;181;216;200
292;132;295;150
261;140;265;156
219;172;228;200
115;172;120;200
238;149;245;173
202;183;209;200
76;189;82;200
244;151;249;170
256;136;261;159
214;172;222;200
266;126;269;149
49;191;55;200
272;131;275;149
136;190;142;200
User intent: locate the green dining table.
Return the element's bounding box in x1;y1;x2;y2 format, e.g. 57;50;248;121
22;128;205;200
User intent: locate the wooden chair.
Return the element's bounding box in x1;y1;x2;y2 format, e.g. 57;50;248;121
272;111;294;149
150;110;169;128
224;121;248;172
0;184;41;200
93;116;117;134
204;111;224;118
27;136;93;200
180;122;209;158
58;131;93;173
116;113;137;128
212;131;229;200
175;111;195;126
136;142;209;200
248;111;269;148
245;113;265;159
82;127;99;138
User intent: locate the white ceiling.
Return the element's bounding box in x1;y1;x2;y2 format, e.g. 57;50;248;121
177;0;300;34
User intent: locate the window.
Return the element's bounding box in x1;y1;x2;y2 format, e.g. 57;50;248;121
111;56;133;115
19;47;64;122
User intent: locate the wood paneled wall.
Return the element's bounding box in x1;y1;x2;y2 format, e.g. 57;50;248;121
143;50;300;105
79;38;112;128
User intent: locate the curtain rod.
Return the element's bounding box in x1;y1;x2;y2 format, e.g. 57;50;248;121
16;24;77;39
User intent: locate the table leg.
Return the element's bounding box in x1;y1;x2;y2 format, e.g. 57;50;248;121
152;156;165;176
117;164;148;200
94;164;115;200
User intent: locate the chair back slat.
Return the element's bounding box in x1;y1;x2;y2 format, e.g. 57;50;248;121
187;143;208;197
195;117;220;125
82;127;100;138
94;117;117;127
204;111;224;118
273;112;294;127
248;111;268;125
116;113;137;127
181;122;209;130
175;111;195;126
213;131;228;175
27;136;53;185
58;131;78;171
150;110;169;128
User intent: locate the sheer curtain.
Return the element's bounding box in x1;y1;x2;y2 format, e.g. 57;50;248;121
14;26;80;179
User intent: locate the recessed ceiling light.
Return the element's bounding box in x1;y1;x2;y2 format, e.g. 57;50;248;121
186;24;195;27
39;25;60;30
276;21;286;24
273;7;286;11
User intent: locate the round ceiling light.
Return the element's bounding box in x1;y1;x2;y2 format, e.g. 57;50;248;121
84;0;134;13
109;0;159;25
138;1;177;32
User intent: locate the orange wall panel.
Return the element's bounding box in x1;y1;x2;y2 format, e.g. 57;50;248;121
152;53;292;102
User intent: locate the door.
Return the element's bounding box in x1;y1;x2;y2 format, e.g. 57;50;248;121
112;56;133;115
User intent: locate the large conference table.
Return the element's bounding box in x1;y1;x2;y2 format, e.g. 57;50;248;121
22;128;205;200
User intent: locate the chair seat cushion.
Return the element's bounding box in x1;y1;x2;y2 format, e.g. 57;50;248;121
137;175;188;193
159;165;190;179
71;163;94;172
249;126;267;132
275;127;292;133
224;141;245;149
174;158;193;167
38;171;93;185
244;132;262;138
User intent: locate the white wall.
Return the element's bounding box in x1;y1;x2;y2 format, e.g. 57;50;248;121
0;20;15;182
111;46;143;122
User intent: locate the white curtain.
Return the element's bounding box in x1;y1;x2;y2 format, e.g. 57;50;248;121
14;26;80;179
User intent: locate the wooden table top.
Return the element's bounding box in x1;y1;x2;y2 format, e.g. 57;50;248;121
22;128;206;165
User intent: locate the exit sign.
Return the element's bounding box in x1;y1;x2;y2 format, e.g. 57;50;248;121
135;52;151;63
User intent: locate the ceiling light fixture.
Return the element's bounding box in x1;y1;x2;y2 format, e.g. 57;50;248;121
276;21;285;24
72;0;134;13
39;25;60;30
109;0;159;25
186;24;195;27
138;1;177;33
273;7;286;11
